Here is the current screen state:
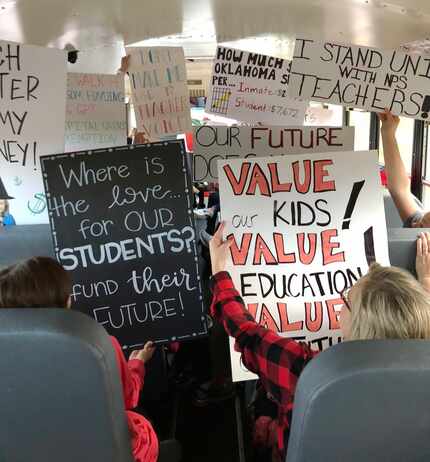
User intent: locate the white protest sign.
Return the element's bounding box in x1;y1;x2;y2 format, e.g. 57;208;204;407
0;41;66;225
125;47;192;140
288;37;430;120
65;73;126;152
206;46;308;125
218;151;390;381
193;125;355;182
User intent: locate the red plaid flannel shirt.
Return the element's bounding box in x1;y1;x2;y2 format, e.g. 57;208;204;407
210;271;318;459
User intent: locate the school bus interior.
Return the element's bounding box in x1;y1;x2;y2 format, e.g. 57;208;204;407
2;1;430;462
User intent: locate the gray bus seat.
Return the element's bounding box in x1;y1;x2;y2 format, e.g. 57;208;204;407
0;309;134;462
0;224;54;267
387;227;430;275
287;340;430;462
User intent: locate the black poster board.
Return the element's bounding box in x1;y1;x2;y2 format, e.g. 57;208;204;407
41;141;207;348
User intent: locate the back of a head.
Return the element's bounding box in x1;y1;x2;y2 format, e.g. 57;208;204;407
349;263;430;340
0;256;71;309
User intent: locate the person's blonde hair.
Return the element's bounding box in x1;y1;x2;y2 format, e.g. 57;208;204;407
0;199;9;217
348;263;430;340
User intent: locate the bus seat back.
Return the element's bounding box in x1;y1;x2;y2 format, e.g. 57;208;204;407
287;340;430;462
0;224;54;268
0;309;134;462
387;227;424;274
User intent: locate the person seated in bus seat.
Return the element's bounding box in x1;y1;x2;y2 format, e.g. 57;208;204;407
209;224;430;462
0;199;16;226
379;108;429;227
0;257;158;462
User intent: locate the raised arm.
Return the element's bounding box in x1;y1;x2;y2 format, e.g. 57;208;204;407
379;109;419;223
209;224;317;405
110;336;155;410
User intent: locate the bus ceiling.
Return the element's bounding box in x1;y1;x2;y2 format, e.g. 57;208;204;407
0;0;429;72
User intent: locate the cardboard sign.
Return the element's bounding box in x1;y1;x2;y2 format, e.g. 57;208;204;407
218;151;390;381
289;37;430;120
126;47;192;140
65;73;126;152
0;41;66;225
41;141;207;348
193;125;355;182
206;46;308;125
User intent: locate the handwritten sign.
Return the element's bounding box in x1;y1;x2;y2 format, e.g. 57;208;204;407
125;47;192;140
193;125;355;182
65;73;126;152
0;40;66;224
206;46;307;125
289;37;430;120
218;151;390;381
41;142;207;347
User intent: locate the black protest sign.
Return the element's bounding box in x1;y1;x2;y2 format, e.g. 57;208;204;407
288;37;430;120
41;141;207;348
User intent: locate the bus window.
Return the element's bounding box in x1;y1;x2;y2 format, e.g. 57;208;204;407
304;102;343;127
127;103;137;132
422;125;430;208
348;109;371;151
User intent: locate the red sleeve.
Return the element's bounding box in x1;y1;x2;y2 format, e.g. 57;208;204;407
110;336;146;410
210;271;318;405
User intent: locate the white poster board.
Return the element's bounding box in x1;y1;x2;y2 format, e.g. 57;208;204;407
288;37;430;120
65;73;126;152
206;46;308;125
0;41;66;225
125;47;192;140
218;151;390;381
194;125;355;182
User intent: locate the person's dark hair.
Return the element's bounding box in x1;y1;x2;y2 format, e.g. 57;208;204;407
0;257;71;309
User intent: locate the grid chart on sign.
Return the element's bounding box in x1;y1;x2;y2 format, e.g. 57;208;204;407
210;87;232;115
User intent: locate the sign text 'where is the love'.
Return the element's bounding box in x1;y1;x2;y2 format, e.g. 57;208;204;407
218;151;390;381
41;142;207;348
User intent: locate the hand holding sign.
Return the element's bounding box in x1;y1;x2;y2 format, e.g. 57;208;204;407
218;151;390;381
42;141;207;347
209;222;233;275
119;55;130;74
378;108;400;136
129;341;156;363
